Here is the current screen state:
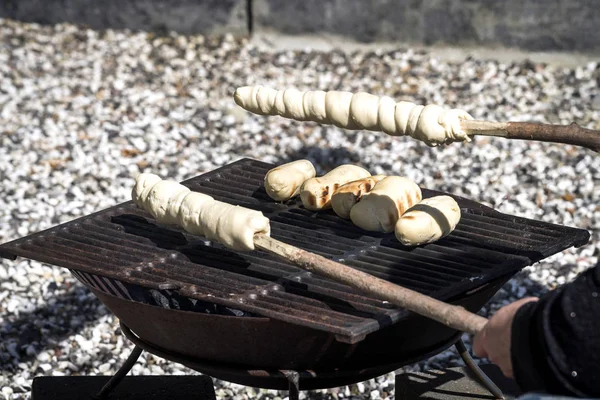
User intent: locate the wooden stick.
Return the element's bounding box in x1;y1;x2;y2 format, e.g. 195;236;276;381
462;120;600;152
253;234;488;335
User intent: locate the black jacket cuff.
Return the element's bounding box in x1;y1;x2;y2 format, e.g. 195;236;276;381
511;300;551;393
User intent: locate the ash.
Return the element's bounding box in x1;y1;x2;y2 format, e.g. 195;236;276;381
0;18;599;400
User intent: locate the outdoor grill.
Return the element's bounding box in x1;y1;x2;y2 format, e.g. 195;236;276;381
0;158;590;399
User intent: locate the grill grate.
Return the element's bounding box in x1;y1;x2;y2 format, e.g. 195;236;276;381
0;158;589;343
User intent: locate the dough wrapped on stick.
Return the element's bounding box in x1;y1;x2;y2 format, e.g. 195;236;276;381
132;173;270;251
133;176;487;336
331;175;386;219
300;164;371;211
264;159;316;201
234;85;473;147
350;176;422;232
395;195;461;246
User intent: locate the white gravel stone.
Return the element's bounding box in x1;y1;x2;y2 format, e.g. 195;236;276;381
2;387;14;399
0;18;598;400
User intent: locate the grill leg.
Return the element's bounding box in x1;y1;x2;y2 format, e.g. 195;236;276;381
283;370;300;400
455;339;505;399
93;345;144;399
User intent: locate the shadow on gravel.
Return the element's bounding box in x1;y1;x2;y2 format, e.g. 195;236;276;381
0;279;108;373
280;145;365;174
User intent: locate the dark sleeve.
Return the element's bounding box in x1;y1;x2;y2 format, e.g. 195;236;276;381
510;261;600;397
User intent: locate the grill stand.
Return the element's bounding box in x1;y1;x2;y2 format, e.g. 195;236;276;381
93;346;144;399
282;371;300;400
456;339;505;399
90;323;505;400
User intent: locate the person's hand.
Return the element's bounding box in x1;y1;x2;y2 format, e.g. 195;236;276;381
473;297;539;378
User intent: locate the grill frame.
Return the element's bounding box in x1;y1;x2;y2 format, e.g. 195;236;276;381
0;158;590;344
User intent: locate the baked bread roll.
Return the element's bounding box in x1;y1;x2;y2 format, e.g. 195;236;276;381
264;159;316;201
234;85;473;147
331;175;386;219
395;195;461;246
132;173;270;251
300;165;371;211
349;176;422;232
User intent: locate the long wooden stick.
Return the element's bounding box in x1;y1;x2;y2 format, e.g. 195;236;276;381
253;234;489;335
462;120;600;152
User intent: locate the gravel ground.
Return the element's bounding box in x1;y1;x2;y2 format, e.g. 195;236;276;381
0;18;599;400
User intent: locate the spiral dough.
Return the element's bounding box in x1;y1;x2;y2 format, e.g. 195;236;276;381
234;85;473;147
132;173;271;251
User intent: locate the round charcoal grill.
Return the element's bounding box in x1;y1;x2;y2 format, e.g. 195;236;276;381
0;159;590;396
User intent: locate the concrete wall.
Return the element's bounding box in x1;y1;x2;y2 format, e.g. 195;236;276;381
1;0;599;52
254;0;600;52
0;0;248;35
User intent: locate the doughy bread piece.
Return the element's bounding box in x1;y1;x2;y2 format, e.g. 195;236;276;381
395;195;461;246
300;165;371;211
264;160;316;201
349;176;422;232
146;180;190;224
197;201;271;250
132;173;162;210
331;175;386;219
132;173;270;251
178;192;215;236
234;85;473;147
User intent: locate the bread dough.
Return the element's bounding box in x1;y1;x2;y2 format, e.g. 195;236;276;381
132;173;162;210
331;175;386;219
146;180;191;224
349;176;422;232
264;159;316;201
234;85;473;147
300;164;371;211
132;173;271;251
178;192;215;236
197;201;271;251
395;195;461;246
